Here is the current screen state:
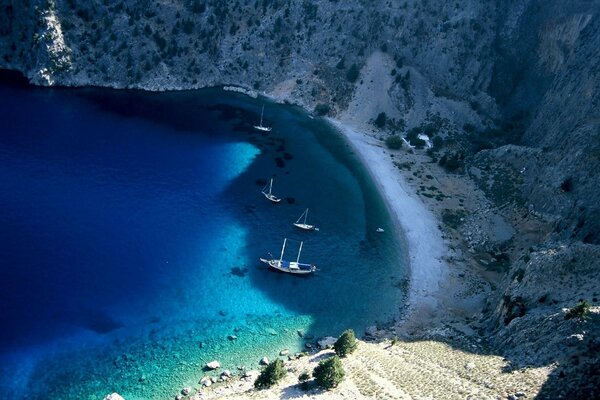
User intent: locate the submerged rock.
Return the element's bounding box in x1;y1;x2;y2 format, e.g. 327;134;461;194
104;394;125;400
318;336;337;349
279;349;289;356
227;334;237;341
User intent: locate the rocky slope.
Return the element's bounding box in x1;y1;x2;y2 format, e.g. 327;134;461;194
1;0;599;398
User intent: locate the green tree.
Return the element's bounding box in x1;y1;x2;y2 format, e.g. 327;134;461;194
385;135;403;150
254;359;286;389
313;355;345;389
565;300;591;322
346;64;360;83
334;329;357;357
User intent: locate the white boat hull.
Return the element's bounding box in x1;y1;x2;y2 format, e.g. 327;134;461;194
293;223;318;231
254;125;272;132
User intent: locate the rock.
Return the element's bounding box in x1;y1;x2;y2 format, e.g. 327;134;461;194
211;377;218;383
515;392;526;397
465;362;476;370
305;342;313;349
266;328;278;336
237;365;245;370
221;369;232;378
297;329;304;337
259;356;269;365
279;349;289;356
227;335;237;341
206;360;220;370
175;395;183;400
104;394;125;400
199;376;212;387
181;387;191;395
318;336;337;349
365;325;378;336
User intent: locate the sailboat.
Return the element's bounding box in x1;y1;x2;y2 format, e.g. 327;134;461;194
293;208;319;231
253;105;272;132
261;178;281;203
260;238;316;274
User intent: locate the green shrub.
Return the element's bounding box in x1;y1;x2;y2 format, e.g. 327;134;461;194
298;371;311;391
374;112;387;128
334;329;357;357
565;300;591;322
385;135;403;150
313;355;345;389
346;64;360;83
314;103;330;116
254;359;286;389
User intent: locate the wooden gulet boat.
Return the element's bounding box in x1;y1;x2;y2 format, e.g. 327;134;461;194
260;238;316;275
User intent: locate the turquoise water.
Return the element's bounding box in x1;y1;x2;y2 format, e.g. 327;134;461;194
0;73;407;399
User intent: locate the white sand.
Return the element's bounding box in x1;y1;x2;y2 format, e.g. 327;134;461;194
329;120;447;324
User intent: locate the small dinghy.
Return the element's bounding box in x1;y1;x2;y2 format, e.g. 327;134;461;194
261;178;281;203
376;227;385;233
293;208;319;231
260;238;316;275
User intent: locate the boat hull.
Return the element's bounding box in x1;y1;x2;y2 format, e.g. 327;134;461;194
253;125;272;132
293;223;318;231
263;193;281;203
260;258;316;274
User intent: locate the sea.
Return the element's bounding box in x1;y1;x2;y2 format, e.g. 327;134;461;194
0;71;407;399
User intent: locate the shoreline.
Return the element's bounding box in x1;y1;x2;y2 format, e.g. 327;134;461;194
328;119;448;331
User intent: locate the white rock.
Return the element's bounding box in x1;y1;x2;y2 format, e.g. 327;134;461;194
199;376;212;387
181;387;191;395
465;362;476;370
279;349;290;356
318;336;337;349
259;356;269;365
206;360;221;370
104;394;125;400
221;369;232;378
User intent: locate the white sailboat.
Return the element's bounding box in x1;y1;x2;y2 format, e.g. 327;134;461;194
293;208;319;231
261;178;281;203
253;105;272;132
260;238;316;275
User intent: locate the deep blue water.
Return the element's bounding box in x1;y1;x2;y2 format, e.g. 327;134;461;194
0;72;406;399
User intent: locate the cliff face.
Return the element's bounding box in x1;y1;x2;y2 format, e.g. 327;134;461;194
1;0;599;397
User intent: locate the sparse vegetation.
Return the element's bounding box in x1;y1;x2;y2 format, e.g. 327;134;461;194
334;329;357;357
298;371;311;391
346;64;360;83
313;355;345;390
254;359;286;389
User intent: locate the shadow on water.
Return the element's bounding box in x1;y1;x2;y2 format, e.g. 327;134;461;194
70;83;408;341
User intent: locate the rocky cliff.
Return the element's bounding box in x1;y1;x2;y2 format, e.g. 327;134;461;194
1;0;599;398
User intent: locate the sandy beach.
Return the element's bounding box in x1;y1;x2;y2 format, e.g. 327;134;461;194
329;119;447;327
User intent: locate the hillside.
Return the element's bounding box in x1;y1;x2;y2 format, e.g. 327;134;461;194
1;0;599;398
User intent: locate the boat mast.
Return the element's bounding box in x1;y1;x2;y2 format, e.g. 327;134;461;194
304;209;308;224
296;241;303;263
260;105;264;126
269;178;273;195
280;238;287;262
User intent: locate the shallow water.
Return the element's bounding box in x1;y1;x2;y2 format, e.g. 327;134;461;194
0;73;407;399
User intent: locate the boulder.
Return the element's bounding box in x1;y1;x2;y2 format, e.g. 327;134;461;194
365;325;378;337
206;360;220;370
227;335;237;341
318;336;337;349
259;356;269;365
199;376;212;387
279;349;289;356
181;387;191;395
221;369;232;378
104;394;125;400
